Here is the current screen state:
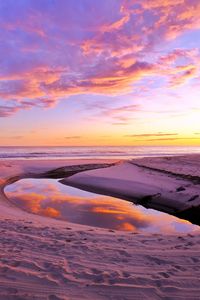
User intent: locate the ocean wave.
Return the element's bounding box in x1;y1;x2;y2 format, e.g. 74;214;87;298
0;146;200;160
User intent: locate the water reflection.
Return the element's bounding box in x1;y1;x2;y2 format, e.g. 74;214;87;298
5;178;200;233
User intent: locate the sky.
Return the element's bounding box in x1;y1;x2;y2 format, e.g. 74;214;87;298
0;0;200;146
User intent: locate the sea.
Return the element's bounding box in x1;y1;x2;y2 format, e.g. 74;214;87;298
0;146;200;160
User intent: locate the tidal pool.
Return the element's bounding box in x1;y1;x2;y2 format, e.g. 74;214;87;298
5;178;200;234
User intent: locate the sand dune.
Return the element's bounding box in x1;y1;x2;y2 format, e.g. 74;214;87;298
61;157;200;225
0;157;200;299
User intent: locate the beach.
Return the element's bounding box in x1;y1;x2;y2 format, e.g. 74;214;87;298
0;155;199;299
1;0;200;298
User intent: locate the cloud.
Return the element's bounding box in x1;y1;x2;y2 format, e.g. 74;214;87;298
6;187;154;231
95;104;141;123
112;122;129;126
83;102;141;124
0;0;200;116
64;136;81;139
102;104;141;122
101;12;130;33
169;66;198;87
108;104;140;114
142;0;184;9
0;97;57;117
5;179;199;233
0;105;21;117
125;133;178;138
7;136;23;139
142;137;200;142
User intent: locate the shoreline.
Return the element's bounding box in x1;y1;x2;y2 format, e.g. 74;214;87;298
1;155;200;227
61;155;200;226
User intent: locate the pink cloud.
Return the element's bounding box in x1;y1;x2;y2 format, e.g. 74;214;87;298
170;67;198;87
125;133;178;138
0;0;200;116
0;105;21;117
0;96;57;118
6;179;199;233
141;137;200;142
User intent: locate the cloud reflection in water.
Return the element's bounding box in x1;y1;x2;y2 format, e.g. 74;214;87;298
5;178;200;234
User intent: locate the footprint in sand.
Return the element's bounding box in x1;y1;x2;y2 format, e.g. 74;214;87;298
190;257;199;263
173;265;186;272
118;238;124;242
174;245;183;249
185;242;194;246
146;256;169;266
177;236;185;241
93;273;105;284
65;239;72;243
11;261;21;267
158;272;170;278
91;268;102;274
122;271;131;278
176;186;186;192
117;249;131;257
187;234;194;238
49;295;68;300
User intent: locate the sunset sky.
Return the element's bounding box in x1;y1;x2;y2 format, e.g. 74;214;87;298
0;0;200;146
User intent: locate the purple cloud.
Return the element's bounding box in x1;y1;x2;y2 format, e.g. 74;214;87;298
0;0;200;116
125;133;179;138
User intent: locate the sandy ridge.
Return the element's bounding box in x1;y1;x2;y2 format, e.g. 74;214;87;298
61;158;200;225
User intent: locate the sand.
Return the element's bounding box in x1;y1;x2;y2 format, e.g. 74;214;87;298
61;156;200;225
0;157;200;299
